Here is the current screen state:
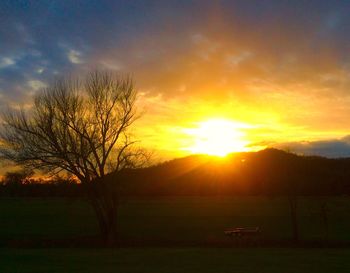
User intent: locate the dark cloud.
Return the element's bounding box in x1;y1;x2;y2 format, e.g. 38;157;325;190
1;1;350;157
272;136;350;158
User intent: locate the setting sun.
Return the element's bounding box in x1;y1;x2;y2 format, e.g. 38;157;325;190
183;119;250;156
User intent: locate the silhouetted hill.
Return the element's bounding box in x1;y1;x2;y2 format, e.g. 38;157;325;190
115;148;350;196
2;149;350;197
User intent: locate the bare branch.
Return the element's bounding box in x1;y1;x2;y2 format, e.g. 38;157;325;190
0;71;145;183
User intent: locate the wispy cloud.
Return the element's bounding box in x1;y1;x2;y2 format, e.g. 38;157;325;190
272;136;350;158
67;49;83;64
1;1;350;157
0;57;15;69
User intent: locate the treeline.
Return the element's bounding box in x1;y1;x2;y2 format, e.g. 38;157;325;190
2;149;350;197
0;172;81;197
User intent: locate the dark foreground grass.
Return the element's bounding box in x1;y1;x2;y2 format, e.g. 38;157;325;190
1;247;350;273
1;198;350;272
1;196;350;245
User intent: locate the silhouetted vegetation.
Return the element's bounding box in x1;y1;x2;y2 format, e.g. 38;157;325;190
0;71;148;244
0;172;80;197
1;148;350;245
2;149;350;198
112;149;350;196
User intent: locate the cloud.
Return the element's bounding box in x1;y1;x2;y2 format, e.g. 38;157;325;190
27;80;46;91
1;1;350;158
99;60;122;71
67;49;83;64
226;51;253;67
0;57;15;69
272;136;350;158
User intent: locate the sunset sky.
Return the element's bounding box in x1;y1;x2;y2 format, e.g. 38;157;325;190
1;0;350;159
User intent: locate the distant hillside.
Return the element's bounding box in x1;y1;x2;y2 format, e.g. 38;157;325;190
114;149;350;196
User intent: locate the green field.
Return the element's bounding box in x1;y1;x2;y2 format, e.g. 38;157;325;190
1;196;350;244
1;247;350;273
1;197;350;272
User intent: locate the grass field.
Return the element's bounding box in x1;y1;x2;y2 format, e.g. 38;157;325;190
1;196;350;244
1;197;350;272
1;247;350;273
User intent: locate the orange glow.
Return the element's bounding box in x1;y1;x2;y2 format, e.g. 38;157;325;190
182;118;250;156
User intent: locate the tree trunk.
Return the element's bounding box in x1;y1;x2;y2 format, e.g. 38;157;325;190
288;195;299;243
104;198;119;245
320;201;329;242
86;180;120;245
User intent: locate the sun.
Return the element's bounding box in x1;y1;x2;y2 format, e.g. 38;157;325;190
183;119;250;157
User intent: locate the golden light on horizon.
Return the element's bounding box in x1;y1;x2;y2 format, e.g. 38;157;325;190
182;118;250;157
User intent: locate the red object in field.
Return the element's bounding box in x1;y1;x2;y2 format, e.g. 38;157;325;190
224;227;260;237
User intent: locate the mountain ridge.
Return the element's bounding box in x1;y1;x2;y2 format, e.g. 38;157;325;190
111;149;350;196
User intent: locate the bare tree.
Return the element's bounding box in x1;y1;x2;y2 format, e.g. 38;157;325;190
0;71;147;244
